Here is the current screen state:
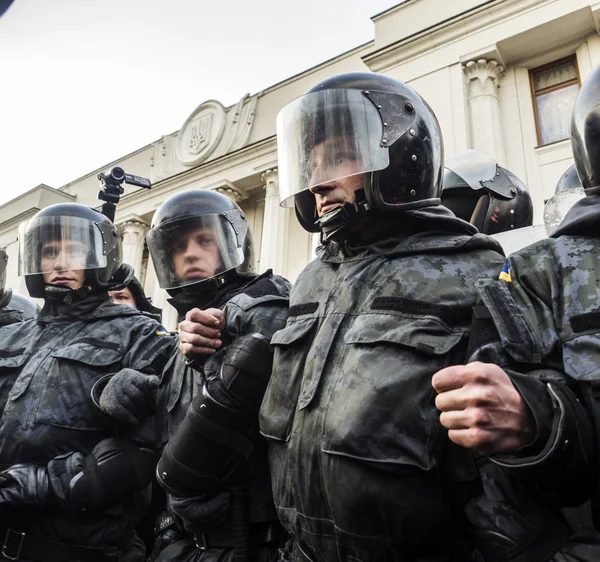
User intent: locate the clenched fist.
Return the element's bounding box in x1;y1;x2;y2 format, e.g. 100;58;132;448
432;362;535;456
179;308;225;357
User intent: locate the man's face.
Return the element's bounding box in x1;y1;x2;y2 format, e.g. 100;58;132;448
109;286;136;308
308;138;366;217
40;240;86;290
172;227;221;282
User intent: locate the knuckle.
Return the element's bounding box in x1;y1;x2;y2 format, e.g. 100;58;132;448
468;427;489;448
470;408;491;427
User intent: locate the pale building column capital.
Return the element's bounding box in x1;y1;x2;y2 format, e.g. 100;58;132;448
120;218;150;239
462;59;506;164
463;59;505;100
261;168;279;199
117;215;149;276
211;186;245;203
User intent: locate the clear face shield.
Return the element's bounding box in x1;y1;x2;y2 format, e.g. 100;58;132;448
146;211;248;290
444;150;515;199
276;89;389;207
18;216;114;276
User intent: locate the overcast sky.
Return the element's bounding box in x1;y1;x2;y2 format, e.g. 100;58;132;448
0;0;401;206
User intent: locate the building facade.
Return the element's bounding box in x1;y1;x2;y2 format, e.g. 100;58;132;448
2;0;598;329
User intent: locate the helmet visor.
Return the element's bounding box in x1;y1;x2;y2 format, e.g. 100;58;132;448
18;215;109;276
146;211;247;290
276;89;389;207
444;150;499;191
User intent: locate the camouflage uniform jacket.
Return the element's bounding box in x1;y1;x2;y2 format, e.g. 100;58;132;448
0;292;176;555
259;218;507;562
469;195;600;516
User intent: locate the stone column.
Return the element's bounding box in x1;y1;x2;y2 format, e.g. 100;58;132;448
119;217;149;275
259;169;288;274
463;59;506;164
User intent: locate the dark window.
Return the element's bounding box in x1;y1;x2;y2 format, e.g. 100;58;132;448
530;56;580;146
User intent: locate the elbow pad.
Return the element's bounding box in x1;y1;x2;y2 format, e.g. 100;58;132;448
157;333;273;497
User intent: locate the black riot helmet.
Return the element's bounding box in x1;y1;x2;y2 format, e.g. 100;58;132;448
276;72;443;241
571;64;600;192
555;163;582;193
7;293;40;321
543;163;585;235
18;203;123;299
146;190;253;298
441;150;533;235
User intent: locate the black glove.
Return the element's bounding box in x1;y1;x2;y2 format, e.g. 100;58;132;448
98;368;159;425
167;491;231;534
0;464;52;509
48;438;157;512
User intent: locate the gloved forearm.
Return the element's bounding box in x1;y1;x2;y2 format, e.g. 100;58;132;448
48;437;158;512
0;464;53;510
491;375;595;506
93;368;159;425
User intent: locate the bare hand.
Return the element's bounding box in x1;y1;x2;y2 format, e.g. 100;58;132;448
432;362;535;456
179;308;225;357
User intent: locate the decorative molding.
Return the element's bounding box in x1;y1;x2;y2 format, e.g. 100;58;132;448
463;59;504;100
118;215;150;246
262;168;279;199
151;134;179;182
219;94;258;155
459;44;505;68
176;94;258;169
209;180;248;203
212;186;243;203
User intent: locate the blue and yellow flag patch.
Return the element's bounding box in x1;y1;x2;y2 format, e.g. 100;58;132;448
155;326;170;336
499;262;512;283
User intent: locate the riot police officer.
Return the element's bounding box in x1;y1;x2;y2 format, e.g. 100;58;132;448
109;274;162;319
255;71;568;562
442;149;533;235
100;190;290;561
441;149;544;255
0;203;175;561
433;64;600;548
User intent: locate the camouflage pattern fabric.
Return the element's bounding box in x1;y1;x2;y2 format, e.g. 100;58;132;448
260;219;512;562
468;195;600;560
0;292;176;558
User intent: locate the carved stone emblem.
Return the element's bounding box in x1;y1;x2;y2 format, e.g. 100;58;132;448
188;113;212;154
177;100;227;166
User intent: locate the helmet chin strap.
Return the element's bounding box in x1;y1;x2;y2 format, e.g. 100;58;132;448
315;188;371;243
